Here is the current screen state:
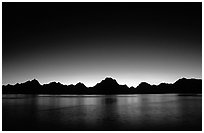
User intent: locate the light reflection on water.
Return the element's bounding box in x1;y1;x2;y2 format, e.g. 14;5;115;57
2;94;202;130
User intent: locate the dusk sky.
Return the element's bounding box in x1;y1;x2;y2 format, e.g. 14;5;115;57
3;2;202;87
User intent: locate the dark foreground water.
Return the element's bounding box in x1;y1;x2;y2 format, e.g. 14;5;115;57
2;94;202;131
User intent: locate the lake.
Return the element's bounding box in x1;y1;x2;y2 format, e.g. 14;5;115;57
2;94;202;131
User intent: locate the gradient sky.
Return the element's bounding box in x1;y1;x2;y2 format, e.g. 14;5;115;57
3;2;202;87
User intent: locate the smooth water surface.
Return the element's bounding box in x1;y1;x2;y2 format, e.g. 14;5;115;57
2;94;202;130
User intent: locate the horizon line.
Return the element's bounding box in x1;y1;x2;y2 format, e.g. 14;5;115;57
2;77;202;88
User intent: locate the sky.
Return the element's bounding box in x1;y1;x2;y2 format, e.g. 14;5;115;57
2;2;202;87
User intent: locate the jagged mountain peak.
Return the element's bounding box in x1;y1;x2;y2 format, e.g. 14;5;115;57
24;79;41;85
97;77;119;85
75;82;86;87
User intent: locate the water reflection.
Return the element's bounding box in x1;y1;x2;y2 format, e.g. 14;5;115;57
3;94;202;130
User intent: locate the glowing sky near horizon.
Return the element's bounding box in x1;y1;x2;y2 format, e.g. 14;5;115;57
3;2;201;87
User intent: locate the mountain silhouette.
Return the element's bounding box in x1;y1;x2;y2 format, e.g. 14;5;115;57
91;77;121;94
2;77;202;94
136;82;152;93
75;82;87;89
94;77;120;88
173;78;202;93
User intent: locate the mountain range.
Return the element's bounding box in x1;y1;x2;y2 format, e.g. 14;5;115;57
2;77;202;94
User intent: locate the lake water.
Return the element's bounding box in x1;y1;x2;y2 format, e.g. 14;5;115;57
2;94;202;131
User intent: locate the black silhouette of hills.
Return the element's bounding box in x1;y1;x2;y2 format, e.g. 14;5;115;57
2;77;202;94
